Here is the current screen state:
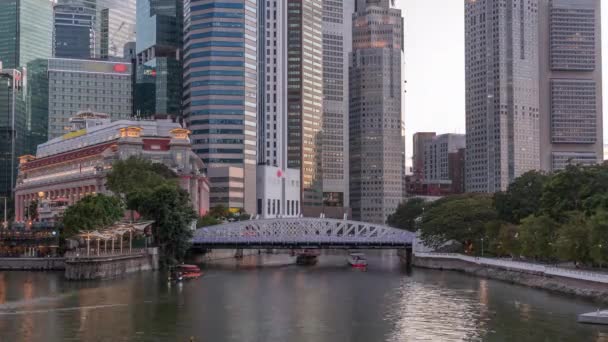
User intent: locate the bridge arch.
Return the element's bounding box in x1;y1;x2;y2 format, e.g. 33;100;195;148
191;218;415;249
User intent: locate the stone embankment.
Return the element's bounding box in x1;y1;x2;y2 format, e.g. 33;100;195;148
0;257;65;270
64;248;159;280
414;253;608;304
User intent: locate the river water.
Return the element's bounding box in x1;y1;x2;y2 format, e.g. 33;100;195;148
0;251;607;342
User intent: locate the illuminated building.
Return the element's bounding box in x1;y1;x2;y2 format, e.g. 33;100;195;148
14;113;209;222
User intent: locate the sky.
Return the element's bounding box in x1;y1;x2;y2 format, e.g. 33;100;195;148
396;0;608;163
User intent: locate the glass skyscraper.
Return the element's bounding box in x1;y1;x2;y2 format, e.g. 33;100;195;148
52;0;136;59
183;0;257;214
135;0;183;117
0;0;53;69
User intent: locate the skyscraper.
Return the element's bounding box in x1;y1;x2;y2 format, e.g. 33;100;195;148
135;0;183;117
52;0;136;60
321;0;353;217
465;0;540;193
286;0;324;215
350;0;405;224
538;0;603;171
183;0;258;214
0;0;53;69
256;0;301;218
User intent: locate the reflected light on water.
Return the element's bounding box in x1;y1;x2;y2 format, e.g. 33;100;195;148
386;280;486;341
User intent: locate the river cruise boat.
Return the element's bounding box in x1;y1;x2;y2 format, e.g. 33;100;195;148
169;264;203;281
348;253;368;268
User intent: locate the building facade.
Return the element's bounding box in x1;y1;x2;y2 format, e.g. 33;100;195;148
52;0;136;60
465;0;541;192
286;0;324;215
538;0;603;171
0;0;53;70
320;0;353;217
135;0;183;117
411;132;436;181
350;0;405;224
183;0;258;214
33;58;133;139
255;0;301;218
14;115;209;222
423;134;466;183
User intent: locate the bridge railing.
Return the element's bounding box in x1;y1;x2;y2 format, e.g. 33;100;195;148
415;252;608;284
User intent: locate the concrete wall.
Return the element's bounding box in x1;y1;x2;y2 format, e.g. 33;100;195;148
0;258;65;270
64;248;158;280
414;256;608;305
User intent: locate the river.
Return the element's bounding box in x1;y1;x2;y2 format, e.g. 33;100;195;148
0;251;607;341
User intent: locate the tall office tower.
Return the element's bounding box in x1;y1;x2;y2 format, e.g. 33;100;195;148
287;0;324;216
465;0;540;193
183;0;258;214
350;0;405;224
0;69;26;208
412;132;436;181
53;0;97;58
321;0;353;218
135;0;183;117
0;0;53;69
256;0;300;219
538;0;603;171
52;0;136;59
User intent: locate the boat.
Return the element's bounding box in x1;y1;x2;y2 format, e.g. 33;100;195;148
348;252;368;268
169;264;203;281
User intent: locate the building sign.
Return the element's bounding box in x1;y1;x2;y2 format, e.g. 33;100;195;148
49;59;131;75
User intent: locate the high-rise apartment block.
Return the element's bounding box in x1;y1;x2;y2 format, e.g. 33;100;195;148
52;0;136;60
183;0;258;214
350;0;405;224
286;0;325;215
321;0;353;217
538;0;603;171
465;0;541;192
135;0;183;117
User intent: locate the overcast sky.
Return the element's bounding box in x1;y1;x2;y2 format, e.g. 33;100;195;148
396;0;608;162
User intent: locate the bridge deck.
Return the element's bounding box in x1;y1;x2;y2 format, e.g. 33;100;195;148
191;218;414;250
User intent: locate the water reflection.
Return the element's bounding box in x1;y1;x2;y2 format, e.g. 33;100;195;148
0;253;607;341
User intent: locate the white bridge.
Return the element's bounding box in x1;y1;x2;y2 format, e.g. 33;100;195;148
191;218;415;249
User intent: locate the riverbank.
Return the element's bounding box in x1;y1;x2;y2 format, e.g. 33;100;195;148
0;257;65;270
414;253;608;304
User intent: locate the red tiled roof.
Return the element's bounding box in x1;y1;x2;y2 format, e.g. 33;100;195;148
22;142;116;171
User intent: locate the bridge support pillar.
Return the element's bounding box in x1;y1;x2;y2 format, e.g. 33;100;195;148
235;249;244;259
398;247;413;270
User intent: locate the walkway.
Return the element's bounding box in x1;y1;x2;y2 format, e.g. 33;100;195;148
415;253;608;284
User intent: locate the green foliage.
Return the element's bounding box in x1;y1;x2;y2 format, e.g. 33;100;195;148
207;205;231;219
387;198;426;230
494;171;548;224
130;184;197;266
419;194;498;250
106;157;197;266
518;215;557;260
197;214;221;227
62;194;124;237
588;210;608;266
554;212;592;264
26;200;39;221
106;157;178;197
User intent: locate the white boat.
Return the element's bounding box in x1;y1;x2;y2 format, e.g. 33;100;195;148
348;252;367;268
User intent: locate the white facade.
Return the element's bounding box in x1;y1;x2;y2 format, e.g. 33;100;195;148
256;0;301;218
256;166;300;219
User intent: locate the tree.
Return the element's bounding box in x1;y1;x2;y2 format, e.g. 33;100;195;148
387;198;426;230
494;171;548;224
518;215;557;261
62;194;124;237
106;157;178;197
588;210;608;267
419;194;498;251
197;214;221;227
207;205;231;219
129;184;197;266
496;223;520;257
554;212;592;264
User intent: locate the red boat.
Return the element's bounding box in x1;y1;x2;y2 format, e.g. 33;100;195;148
170;264;203;281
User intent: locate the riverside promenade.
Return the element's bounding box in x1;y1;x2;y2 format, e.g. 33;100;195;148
414;253;608;303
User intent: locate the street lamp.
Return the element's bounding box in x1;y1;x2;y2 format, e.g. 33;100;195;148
1;69;21;220
481;237;485;257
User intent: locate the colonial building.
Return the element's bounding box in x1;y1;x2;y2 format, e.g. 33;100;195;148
14;113;209;223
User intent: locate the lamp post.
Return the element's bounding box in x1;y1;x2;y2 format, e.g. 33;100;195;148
481;237;484;257
1;69;19;205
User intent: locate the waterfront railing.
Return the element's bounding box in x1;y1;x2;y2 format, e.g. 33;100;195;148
415;252;608;284
64;248;147;260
